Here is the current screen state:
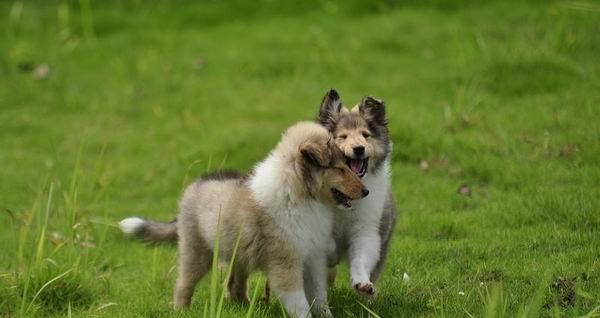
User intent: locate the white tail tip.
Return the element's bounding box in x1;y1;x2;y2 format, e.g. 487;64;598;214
119;217;145;235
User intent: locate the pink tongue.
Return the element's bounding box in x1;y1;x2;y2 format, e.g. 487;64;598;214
350;160;362;173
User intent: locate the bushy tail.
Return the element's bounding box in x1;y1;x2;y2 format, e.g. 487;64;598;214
119;217;178;244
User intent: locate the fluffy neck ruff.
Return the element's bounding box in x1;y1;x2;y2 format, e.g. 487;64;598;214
248;150;318;210
248;122;330;211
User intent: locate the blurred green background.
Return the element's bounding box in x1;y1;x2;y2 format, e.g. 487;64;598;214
1;0;599;317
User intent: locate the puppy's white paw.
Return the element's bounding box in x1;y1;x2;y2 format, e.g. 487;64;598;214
352;280;376;300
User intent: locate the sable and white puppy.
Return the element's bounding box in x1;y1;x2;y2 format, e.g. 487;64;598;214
119;122;368;318
317;90;397;298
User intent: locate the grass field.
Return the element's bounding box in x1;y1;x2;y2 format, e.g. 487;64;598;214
1;0;599;317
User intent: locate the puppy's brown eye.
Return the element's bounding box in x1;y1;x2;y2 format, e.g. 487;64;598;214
362;132;371;138
338;134;347;139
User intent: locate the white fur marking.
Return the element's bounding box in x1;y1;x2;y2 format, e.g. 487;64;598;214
333;157;392;291
249;151;334;258
119;217;145;235
278;290;312;318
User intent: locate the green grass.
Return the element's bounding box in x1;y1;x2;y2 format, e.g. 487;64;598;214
1;0;599;317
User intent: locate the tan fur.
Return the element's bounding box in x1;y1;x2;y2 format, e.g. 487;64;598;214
172;122;366;314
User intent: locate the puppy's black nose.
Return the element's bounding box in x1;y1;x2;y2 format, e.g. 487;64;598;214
353;146;365;156
362;188;369;198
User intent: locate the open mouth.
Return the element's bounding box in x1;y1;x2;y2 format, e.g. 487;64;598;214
347;158;368;178
331;188;352;209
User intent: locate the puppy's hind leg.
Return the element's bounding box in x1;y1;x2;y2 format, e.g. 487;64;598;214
173;236;211;309
228;267;249;303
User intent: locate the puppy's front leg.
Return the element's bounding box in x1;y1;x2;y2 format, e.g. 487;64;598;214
326;238;339;267
348;228;380;299
269;262;312;318
304;254;332;317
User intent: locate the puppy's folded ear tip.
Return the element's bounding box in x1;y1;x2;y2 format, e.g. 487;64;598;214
362;96;385;106
300;141;330;168
300;147;318;167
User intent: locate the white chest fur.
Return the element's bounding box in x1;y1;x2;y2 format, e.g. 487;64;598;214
270;203;334;257
249;156;334;258
335;159;391;237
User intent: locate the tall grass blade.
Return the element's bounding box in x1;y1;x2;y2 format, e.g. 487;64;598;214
245;278;264;318
26;268;73;313
19;185;47;314
17;193;39;271
216;221;245;317
181;159;203;192
91;142;110;206
18;271;31;315
35;183;54;271
67;144;83;241
518;273;551;318
218;153;229;170
358;300;382;318
279;301;288;317
484;284;502;318
4;208;20;271
209;207;222;317
205;153;213;172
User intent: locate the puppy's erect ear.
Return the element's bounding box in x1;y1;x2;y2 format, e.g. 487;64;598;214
318;89;342;130
300;140;331;168
359;96;387;127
